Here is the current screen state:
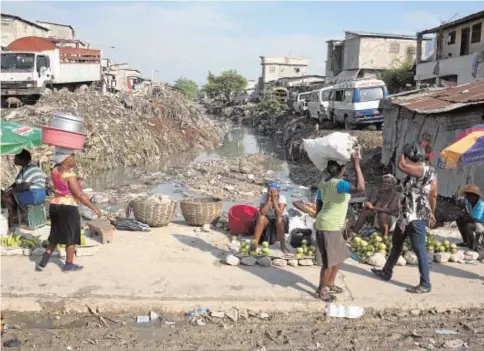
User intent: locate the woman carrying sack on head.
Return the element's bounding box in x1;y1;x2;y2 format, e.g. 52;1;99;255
36;148;101;273
315;153;365;302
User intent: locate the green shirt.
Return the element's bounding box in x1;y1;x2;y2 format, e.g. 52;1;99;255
315;178;351;231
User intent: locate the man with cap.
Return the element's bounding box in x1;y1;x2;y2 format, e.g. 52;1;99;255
456;184;484;250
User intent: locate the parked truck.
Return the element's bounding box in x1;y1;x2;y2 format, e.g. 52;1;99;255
1;36;102;104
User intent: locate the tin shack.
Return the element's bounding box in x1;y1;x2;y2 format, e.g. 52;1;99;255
380;80;484;197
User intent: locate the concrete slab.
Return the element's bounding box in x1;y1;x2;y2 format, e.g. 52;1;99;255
1;223;483;313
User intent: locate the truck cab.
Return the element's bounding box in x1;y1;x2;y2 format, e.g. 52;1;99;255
1;51;53;100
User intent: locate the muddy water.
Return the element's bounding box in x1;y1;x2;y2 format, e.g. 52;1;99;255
85;126;312;212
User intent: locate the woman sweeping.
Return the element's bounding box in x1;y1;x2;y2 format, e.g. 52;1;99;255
36;149;101;272
316;153;365;302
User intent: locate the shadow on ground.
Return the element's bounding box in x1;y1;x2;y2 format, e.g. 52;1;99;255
172;233;318;297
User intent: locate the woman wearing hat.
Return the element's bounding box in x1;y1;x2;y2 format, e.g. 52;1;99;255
36;149;101;272
456;184;484;250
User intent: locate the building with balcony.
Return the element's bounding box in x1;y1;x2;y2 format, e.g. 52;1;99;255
415;10;484;86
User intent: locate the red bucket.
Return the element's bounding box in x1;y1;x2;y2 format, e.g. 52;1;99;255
228;205;259;235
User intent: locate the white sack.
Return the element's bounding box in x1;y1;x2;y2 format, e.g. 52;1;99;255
303;132;359;171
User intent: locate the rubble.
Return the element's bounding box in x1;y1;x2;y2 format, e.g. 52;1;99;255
164;154;280;201
1;89;220;187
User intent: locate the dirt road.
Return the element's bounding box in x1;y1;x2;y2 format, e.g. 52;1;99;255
3;308;483;350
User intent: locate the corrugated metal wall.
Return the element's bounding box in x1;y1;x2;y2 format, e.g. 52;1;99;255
382;104;484;197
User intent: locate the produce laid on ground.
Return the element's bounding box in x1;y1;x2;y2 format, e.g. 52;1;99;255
1;228;88;250
351;231;461;265
225;237;317;268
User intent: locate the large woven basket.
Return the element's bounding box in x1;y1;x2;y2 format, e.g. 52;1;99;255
129;198;178;227
180;197;223;226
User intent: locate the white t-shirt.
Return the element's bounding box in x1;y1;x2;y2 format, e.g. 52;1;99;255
260;193;288;218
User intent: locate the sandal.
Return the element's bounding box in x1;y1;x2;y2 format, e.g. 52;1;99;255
62;263;84;273
371;268;391;281
319;293;336;303
406;285;431;294
327;285;344;294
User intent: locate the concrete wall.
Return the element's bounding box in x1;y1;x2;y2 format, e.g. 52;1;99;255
261;57;308;83
36;21;74;40
343;36;360;70
416;18;484;85
358;37;418;69
440;19;484;59
1;16;48;47
416;54;483;85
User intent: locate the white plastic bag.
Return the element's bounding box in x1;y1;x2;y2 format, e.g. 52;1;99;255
303;132;360;171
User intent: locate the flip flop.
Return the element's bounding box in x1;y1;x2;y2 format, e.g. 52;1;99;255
327;285;344;294
62;263;84;273
319;293;336;303
406;285;431;294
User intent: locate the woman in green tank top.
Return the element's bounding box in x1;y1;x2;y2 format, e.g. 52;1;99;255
315;153;365;302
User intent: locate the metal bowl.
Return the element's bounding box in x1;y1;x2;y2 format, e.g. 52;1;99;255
49;112;86;134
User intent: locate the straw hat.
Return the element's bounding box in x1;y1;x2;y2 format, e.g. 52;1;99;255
458;184;482;197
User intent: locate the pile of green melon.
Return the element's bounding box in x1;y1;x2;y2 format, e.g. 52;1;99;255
351;232;458;263
351;233;390;261
237;238;273;257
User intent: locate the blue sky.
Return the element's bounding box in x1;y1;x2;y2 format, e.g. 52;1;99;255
2;1;483;84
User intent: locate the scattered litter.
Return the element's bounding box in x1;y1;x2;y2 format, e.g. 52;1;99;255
136;316;150;324
196;319;206;326
210;311;225;318
325;304;365;319
161;314;176;325
3;339;22;348
149;311;159;321
443;339;464;349
435;329;460;335
185;308;209;318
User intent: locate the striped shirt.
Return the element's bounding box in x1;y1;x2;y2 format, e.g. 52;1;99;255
15;163;47;190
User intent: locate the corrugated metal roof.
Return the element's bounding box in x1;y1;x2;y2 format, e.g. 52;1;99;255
419;10;484;35
387;81;484;114
345;31;418;40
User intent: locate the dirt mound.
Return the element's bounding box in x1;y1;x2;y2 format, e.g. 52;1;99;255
1;89;220;186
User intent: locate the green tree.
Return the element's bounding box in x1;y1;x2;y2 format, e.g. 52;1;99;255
378;59;415;94
202;70;247;102
257;94;287;123
174;77;199;100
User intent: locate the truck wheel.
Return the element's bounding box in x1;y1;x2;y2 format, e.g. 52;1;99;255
76;84;89;93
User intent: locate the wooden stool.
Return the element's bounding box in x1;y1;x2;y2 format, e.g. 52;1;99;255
87;219;115;244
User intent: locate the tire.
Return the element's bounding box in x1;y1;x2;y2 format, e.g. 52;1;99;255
76;84;89;93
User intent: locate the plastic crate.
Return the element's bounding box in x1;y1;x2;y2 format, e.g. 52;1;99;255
19;204;47;229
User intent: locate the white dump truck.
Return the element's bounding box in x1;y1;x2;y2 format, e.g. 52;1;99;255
1;36;102;103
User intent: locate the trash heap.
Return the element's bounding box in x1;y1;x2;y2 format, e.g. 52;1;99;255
1;88;220;186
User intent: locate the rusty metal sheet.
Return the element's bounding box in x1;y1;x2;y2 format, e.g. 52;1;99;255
388;81;484;114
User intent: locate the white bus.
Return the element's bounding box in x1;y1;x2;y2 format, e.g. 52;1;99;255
328;79;388;129
307;86;333;123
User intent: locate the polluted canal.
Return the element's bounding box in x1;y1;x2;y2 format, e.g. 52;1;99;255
84;125;313;216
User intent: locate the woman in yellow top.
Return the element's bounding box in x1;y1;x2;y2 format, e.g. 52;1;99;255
315;153;365;302
36;149;101;272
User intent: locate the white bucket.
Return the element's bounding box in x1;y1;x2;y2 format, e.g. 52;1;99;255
0;209;9;236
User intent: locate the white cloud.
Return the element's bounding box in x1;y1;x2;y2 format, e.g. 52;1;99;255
2;2;331;85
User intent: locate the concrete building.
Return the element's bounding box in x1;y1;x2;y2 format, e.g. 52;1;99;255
36;20;75;40
1;13;49;48
415;10;484;86
260;56;309;83
326;31;423;82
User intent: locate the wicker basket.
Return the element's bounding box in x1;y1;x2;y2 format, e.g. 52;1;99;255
129;198;178;227
180;197;223;226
